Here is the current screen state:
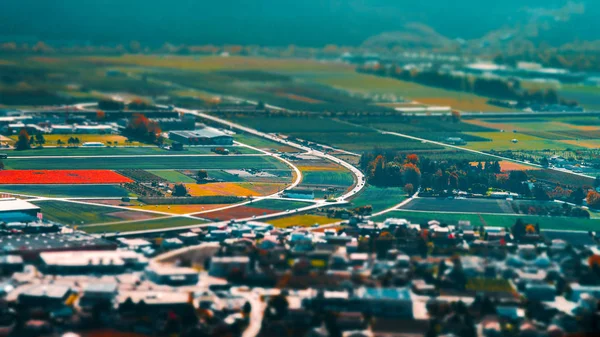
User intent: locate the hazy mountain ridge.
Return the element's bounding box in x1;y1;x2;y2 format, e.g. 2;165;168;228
0;0;597;47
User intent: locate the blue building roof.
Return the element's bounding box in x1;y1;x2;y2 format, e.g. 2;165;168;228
358;287;411;300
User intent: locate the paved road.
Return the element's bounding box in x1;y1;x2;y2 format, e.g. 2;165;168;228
67;102;366;237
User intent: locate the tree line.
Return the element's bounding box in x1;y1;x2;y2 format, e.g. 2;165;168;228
358;65;577;107
359;150;577;200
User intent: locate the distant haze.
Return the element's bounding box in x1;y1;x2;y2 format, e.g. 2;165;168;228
0;0;597;46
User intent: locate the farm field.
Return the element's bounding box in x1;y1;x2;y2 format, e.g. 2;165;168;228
33;200;161;225
268;214;341;228
4;155;288;170
371;209;600;232
233;133;298;153
9;134;144;146
185;182;286;197
247;199;313;210
7;146;260;156
559;84;600;111
81;216;206;234
300;171;354;186
463;132;580;151
148;170;197;183
400;198;515;214
200;206;280;221
0;184;131;198
0;170;131;184
295;69;509;112
230;115;452;152
350;185;407;213
129;203;234;214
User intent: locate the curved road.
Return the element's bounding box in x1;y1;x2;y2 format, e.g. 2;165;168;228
66;102;366;237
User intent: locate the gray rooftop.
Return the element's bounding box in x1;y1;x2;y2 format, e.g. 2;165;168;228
169;128;230;139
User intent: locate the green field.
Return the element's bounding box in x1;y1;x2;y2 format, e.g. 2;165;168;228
301;171;354;186
0;184;131;198
350;185;407;212
233;133;297;152
372;210;600;232
33;200;160;225
248;199;313;210
148;170;197;183
228;115;444;152
464;131;580;151
82;216;206;233
4;155;287;170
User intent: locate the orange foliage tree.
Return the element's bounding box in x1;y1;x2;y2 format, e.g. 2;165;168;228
586;191;600;209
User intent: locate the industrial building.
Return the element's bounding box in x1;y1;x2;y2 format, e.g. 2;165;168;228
145;264;199;286
0;198;41;223
169;128;233;145
0;233;118;262
38;250;148;275
282;188;315;200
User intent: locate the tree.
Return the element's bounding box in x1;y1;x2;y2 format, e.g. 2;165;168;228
172;184;187;197
28;135;36;147
540;157;549;167
586;191;600;209
0;161;4;170
56;139;64;147
406;154;419;165
34;134;45;147
404;183;414;195
98;99;125;111
451;110;461;122
402;163;421;187
197;170;208;180
96;110;106;121
15;129;31;150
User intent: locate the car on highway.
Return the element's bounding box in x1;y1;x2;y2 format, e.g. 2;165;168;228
0;154;7;159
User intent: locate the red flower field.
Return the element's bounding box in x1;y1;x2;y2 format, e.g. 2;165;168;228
0;170;133;184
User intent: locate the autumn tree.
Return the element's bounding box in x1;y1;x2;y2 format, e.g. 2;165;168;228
402;163;421;187
96;110;106;121
15;129;30;150
124;114;162;143
404;183;414;195
406;154;419;165
586;191;600;209
451;110;461;122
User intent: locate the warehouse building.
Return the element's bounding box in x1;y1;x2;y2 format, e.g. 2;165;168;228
39;250;148;275
169;127;233;145
0;233;118;262
0;198;41;223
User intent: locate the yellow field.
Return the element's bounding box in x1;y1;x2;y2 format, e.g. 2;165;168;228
464;132;576;151
185;182;286;197
297;164;345;172
10;134;143;146
129;204;233;214
417;97;511;112
561;139;600;149
78;55;351;73
268;214;341;228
